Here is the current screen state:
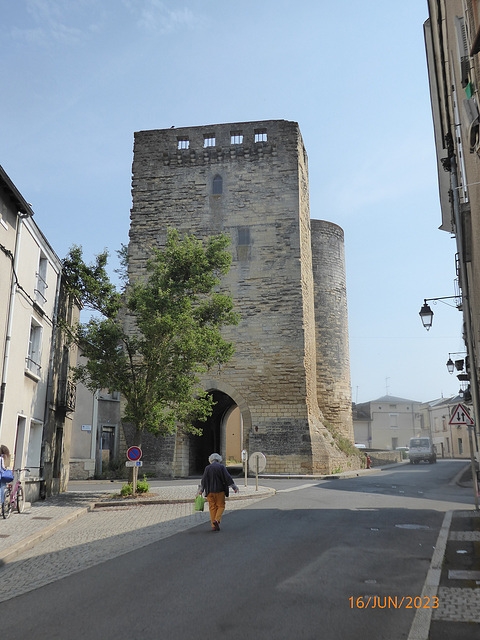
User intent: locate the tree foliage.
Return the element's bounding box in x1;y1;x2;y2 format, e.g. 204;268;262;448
63;230;239;444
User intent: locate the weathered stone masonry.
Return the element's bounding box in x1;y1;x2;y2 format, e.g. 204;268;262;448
127;119;356;475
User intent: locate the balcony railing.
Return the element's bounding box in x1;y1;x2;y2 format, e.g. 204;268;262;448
25;356;41;378
57;378;76;412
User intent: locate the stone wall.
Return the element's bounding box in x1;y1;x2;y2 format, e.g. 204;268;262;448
311;220;354;439
127;120;356;475
369;451;403;466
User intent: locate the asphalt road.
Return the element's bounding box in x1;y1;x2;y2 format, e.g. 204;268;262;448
0;460;473;640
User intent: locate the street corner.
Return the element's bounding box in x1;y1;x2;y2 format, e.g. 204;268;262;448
227;485;276;500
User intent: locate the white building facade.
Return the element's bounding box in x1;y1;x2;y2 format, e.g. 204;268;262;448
353;395;424;450
419;396;473;459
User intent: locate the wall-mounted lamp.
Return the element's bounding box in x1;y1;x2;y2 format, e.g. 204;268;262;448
419;301;434;330
419;296;461;331
446;352;467;374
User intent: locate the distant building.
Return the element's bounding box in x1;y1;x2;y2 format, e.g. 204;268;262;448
353;395;423;450
0;165;79;500
419;396;472;459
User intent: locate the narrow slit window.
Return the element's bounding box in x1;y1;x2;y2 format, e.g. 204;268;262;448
212;175;223;195
177;137;189;150
254;129;267;143
231;131;243;145
204;134;216;148
238;227;250;246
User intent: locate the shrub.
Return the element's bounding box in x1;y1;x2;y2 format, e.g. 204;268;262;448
120;483;133;497
137;475;150;494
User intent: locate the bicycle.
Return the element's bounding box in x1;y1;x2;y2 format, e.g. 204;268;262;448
1;468;29;519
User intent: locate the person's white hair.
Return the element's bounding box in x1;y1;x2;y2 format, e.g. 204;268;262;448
208;453;222;463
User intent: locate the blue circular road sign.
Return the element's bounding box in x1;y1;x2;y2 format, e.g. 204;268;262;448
127;446;142;461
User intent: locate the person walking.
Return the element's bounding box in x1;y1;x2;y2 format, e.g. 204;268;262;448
197;453;239;531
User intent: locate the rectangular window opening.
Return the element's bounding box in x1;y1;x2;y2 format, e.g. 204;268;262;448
254;129;267;143
177;137;190;150
26;420;43;475
238;227;250;246
26;318;42;377
204;134;216;148
0;204;7;230
231;131;243;145
35;253;48;305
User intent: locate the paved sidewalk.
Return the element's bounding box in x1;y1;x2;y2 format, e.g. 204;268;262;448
406;508;480;640
0;483;274;568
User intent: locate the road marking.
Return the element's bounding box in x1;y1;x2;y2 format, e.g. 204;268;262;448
276;483;318;493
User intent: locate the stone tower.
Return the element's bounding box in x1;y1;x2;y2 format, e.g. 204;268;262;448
127;119;355;476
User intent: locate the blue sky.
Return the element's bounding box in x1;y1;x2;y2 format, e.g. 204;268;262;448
1;0;464;403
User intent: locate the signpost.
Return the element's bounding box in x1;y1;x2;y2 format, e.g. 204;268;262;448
449;404;479;511
241;449;248;487
249;452;266;491
448;403;475;426
126;446;143;494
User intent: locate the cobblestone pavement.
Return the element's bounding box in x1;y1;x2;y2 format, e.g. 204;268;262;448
432;511;480;625
409;509;480;640
0;485;271;603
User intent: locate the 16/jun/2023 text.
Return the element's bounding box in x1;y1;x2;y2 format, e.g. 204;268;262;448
349;596;439;609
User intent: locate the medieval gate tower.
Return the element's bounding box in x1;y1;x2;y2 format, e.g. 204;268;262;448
127;119;356;476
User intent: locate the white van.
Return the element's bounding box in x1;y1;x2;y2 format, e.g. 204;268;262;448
409;437;437;464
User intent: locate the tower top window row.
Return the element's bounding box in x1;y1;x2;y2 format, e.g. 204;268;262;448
177;128;267;150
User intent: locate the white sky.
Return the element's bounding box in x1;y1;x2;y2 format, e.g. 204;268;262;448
1;0;464;404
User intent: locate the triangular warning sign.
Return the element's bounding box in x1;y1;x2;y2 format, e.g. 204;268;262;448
449;403;474;426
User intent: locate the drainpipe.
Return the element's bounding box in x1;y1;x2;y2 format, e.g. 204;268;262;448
93;391;101;477
42;271;61;426
40;269;62;490
0;213;27;434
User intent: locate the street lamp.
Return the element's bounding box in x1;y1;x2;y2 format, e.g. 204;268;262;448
418;296;461;331
446;352;467;374
419;301;434;330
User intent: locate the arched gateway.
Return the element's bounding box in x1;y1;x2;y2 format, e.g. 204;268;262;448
126;120;358;476
187;381;251;475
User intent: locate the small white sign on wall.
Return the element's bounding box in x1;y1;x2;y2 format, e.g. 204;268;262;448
81;424;92;432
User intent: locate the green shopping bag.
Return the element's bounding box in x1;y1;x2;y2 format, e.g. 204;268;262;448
195;494;206;511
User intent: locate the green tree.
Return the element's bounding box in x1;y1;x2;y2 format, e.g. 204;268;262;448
63;229;239;445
